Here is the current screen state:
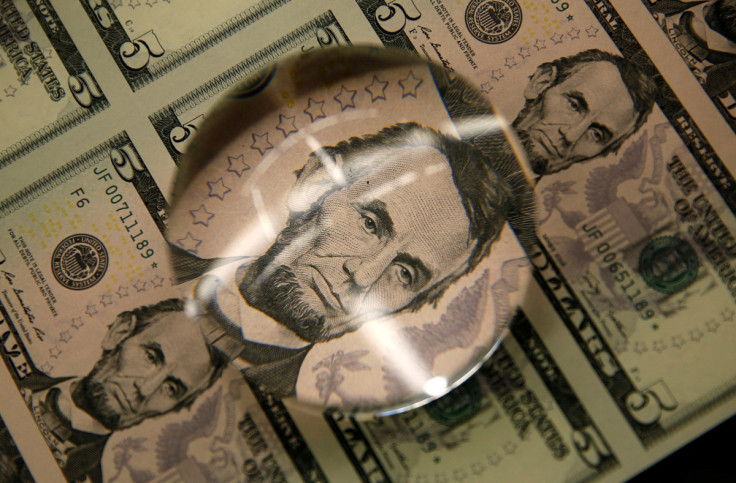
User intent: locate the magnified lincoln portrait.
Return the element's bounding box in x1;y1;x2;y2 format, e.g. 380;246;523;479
172;122;514;397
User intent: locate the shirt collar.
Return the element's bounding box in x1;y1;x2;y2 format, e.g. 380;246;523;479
688;2;736;54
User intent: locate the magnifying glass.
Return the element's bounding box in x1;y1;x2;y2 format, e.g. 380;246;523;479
165;46;535;416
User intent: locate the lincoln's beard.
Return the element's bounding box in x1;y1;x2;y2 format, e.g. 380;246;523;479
239;209;329;343
513;98;553;176
72;349;128;431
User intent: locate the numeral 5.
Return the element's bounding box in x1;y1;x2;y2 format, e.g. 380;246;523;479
69;71;103;107
572;425;612;468
170;115;205;154
120;30;164;70
626;379;678;425
375;0;421;34
110;143;145;182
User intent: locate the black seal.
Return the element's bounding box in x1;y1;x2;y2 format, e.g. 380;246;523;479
638;236;698;294
425;376;483;426
51;234;109;290
465;0;523;44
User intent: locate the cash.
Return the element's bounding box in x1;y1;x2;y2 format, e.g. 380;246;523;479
0;0;108;166
0;0;735;481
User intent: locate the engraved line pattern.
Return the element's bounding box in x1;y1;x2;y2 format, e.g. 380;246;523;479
0;99;110;169
149;11;340;120
0;133;128;218
135;0;294;89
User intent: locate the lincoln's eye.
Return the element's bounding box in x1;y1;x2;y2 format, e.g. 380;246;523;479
362;215;377;235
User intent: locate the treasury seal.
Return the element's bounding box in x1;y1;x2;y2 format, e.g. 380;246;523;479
425;376;483;426
51;234;109;290
465;0;522;44
638;236;698;294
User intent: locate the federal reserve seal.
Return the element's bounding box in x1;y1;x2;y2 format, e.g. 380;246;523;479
465;0;522;44
425;376;483;426
639;236;698;294
51;234;109;290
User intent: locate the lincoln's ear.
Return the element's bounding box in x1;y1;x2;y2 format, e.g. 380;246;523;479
101;313;136;350
286;152;345;213
524;64;557;101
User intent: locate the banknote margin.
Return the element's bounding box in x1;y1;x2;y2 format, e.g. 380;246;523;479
0;101;110;169
78;0;295;91
0;0;112;169
143;0;296;82
147;10;345;166
0;133;128;218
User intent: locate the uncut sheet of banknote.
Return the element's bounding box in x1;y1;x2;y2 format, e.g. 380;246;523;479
0;0;734;482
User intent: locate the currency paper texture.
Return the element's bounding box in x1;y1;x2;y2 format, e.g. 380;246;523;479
0;0;735;482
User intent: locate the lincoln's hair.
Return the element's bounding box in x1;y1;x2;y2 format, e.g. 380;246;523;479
532;48;657;156
297;122;512;310
111;299;229;410
711;0;736;42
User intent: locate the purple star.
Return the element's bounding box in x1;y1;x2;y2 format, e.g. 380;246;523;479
133;280;147;292
504;57;517;69
568;27;581;40
480;81;492;94
190;204;214;226
633;341;648;354
503;441;517;454
689;328;703;342
59;331;71;343
706;319;720;332
518;47;531;59
534;39;546;51
304;98;325;122
49;346;61;359
586;26;599;38
151;275;165;288
250;132;273;155
334;85;357;110
71;317;84;329
652;339;667;352
116;286;129;298
85;304;98;317
487;452;502;466
207;178;230;201
550;33;564;44
226;154;250;176
276;114;298;137
177;232;202;254
671;335;686;349
490;69;504;81
100;294;113;307
399;71;423;98
365;75;389;101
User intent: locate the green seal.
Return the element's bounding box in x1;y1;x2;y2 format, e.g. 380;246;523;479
425;377;483;426
638;236;698;294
